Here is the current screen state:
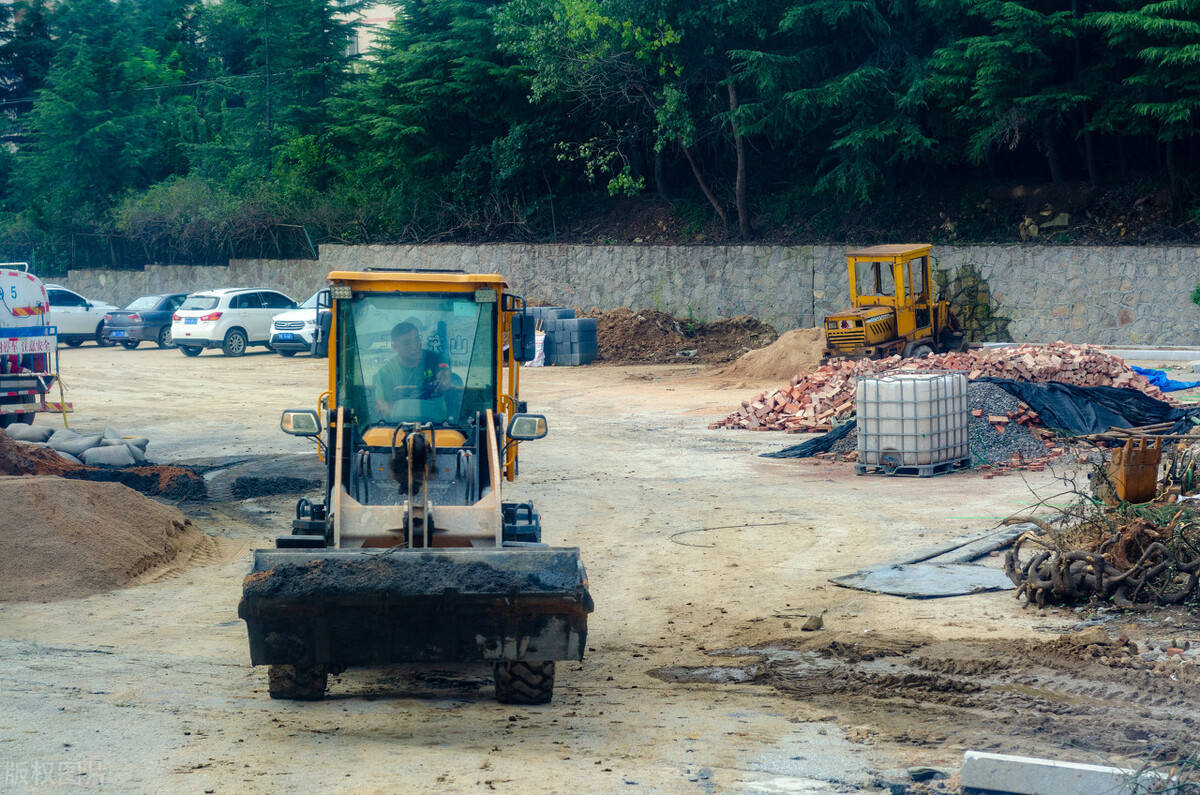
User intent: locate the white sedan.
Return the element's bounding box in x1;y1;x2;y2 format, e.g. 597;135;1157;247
45;284;119;346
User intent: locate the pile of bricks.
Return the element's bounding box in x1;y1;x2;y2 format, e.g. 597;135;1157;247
714;359;866;433
710;341;1169;433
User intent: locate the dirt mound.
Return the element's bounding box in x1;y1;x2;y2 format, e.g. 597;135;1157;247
0;428;83;476
581;308;777;364
0;429;204;499
0;476;202;602
712;327;825;382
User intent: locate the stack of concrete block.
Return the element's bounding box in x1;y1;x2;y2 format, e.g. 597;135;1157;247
526;306;598;366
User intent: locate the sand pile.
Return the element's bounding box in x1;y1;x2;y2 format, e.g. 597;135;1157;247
712;327;825;382
0;476;202;602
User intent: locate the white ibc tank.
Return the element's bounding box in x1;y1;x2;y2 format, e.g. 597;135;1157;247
857;372;968;468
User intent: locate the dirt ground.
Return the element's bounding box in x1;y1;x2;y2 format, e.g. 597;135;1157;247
1;344;1197;793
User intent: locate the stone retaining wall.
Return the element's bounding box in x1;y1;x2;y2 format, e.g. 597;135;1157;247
60;244;1200;346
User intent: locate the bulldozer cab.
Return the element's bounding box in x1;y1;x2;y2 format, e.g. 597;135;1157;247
848;244;934;339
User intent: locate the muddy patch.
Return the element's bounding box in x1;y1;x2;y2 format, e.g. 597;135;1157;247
199;454;325;502
231;475;320;499
63;465;206;500
650;631;1200;763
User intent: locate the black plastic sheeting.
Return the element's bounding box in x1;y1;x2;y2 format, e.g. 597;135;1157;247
980;378;1200;435
761;419;856;459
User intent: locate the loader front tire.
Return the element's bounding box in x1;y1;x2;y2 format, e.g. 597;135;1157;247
267;664;328;701
494;661;555;705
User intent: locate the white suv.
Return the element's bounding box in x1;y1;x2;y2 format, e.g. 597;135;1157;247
269;291;330;357
171;288;297;357
45;284;119;347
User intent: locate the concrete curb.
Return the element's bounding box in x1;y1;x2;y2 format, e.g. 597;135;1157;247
960;751;1173;795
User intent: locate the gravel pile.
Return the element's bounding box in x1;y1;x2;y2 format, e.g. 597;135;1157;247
966;382;1053;465
827;382;1054;465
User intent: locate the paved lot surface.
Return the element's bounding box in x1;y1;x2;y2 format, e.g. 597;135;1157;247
3;344;1190;793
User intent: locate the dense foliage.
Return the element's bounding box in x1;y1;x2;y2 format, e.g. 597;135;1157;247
0;0;1196;270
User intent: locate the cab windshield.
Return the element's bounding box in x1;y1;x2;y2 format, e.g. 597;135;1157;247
336;291;496;430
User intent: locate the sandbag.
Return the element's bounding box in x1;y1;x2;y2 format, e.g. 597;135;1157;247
126;443;147;464
81;445;136;467
47;428;79;446
51;433;104;457
4;424;53;443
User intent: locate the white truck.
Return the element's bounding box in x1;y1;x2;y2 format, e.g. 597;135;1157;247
0;263;58;426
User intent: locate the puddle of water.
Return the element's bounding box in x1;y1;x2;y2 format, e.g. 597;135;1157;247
650;665;764;684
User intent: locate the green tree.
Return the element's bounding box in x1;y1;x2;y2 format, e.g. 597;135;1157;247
499;0;776;236
181;0;362;189
1090;0;1200;195
734;0;942;204
10;0;188;228
0;0;57;109
325;0;558;239
924;0;1090;184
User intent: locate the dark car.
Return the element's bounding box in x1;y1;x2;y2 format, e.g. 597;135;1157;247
102;292;189;349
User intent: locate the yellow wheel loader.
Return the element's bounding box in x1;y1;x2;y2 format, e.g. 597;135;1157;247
823;244;965;360
238;270;593;704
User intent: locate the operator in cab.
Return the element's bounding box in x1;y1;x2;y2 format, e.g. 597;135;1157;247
373;320;451;418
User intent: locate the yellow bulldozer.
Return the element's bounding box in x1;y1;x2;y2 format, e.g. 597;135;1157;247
823;244;965;360
239;269;592;704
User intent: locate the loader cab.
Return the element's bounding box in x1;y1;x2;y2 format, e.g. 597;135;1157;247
334;289;498;431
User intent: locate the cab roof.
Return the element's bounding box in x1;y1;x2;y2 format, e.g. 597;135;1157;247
326;270;508;289
847;244;931;260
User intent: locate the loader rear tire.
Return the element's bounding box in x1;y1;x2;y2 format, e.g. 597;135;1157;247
267;664;327;701
494;661;555;705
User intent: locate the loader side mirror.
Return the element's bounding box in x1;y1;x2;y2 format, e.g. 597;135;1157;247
281;409;321;436
507;413;548;441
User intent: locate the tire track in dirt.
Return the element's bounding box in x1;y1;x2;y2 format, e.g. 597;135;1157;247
650;630;1200;763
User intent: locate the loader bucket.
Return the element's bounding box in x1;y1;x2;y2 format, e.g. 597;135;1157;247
239;547;592;667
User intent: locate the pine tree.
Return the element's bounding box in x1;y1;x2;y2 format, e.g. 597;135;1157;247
924;0;1091;184
1090;0;1200;194
11;0;188;225
735;0;942;204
